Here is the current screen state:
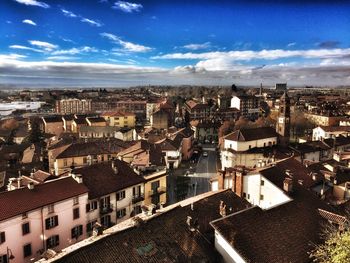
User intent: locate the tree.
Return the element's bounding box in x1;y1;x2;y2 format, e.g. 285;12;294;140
234;116;252;131
310;227;350;263
231;84;237;93
219;120;235;138
1;118;19;130
24;121;44;144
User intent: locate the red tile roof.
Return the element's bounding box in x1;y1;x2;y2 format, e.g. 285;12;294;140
225;127;278;142
0;177;88;221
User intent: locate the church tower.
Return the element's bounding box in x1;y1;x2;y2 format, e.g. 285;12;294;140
276;91;290;146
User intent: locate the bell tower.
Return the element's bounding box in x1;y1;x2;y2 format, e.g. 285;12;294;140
276;92;290;145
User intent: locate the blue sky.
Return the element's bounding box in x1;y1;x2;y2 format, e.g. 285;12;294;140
1;0;350;87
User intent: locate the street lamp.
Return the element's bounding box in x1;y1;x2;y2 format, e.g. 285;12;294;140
7;247;15;262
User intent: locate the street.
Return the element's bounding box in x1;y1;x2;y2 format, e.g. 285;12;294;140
167;145;218;205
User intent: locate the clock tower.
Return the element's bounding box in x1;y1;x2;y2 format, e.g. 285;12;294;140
276;91;290;146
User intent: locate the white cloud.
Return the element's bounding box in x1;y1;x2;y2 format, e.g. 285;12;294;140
183;42;211;50
287;42;296;47
61;9;77;18
0;54;27;60
51;46;97;55
112;1;142;13
9;45;43;53
14;0;49;8
100;32;152;52
22;19;36;26
46;56;79;61
153;48;350;61
28;40;58;51
81;18;103;27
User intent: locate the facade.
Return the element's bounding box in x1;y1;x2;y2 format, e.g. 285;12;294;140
101;111;136;128
305;113;342;127
230;95;259;120
151;109;169;130
55;99;92;115
0;177;88;263
190;120;220;143
184;100;210;121
41;116;64;136
72;161;146;229
221;127;278;169
312;126;350;141
143;169;167;207
116;100;147;122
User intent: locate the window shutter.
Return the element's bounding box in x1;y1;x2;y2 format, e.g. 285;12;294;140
79;225;83;235
45;218;50;229
54;215;58;226
22;224;25;235
71;228;75;239
46;238;50;248
0;232;5;243
86;203;90;212
56;235;59;245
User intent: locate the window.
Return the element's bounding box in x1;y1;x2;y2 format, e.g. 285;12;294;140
71;225;83;239
117;208;126;219
247;194;250;199
242;192;246;198
73;208;80;220
0;255;8;263
86;200;98;212
261;180;265;186
45;215;58;230
86;220;97;233
117;190;126;201
46;235;59;249
260;194;264;200
48;204;54;214
23;243;32;258
83;157;87;164
22;222;30;235
134;205;142;215
22;212;28;219
63;159;67;166
0;232;5;244
73;197;79;205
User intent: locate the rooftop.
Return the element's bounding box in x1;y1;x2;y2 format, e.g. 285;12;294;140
225;127;278;142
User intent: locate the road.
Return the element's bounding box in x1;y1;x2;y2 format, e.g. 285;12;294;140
167;145;218;205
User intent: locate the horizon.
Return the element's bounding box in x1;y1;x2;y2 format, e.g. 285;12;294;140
1;0;350;87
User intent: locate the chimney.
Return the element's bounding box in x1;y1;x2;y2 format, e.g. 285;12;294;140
28;182;34;190
219;200;227;217
71;173;83;184
111;161;118;174
283;177;293;193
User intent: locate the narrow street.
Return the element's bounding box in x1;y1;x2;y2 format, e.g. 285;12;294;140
167;145;218;205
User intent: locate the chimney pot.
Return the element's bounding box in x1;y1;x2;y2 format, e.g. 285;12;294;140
28;182;34;190
283;177;293;193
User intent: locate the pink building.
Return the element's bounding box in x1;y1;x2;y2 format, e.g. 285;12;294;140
0;177;88;263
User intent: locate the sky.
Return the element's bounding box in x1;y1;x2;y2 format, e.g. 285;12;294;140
1;0;350;88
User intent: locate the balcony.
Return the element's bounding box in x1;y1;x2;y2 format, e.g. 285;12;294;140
149;186;167;197
99;203;113;215
132;194;145;204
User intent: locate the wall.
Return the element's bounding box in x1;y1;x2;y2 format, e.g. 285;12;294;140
225;137;277;152
214;230;246;263
0;192;88;263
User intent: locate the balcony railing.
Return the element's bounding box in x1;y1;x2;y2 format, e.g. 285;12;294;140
132;194;145;204
99;203;113;215
149;186;167;197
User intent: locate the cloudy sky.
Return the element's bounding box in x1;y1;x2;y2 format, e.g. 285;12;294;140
1;0;350;87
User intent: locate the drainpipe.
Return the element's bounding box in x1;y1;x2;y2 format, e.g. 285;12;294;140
41;207;46;251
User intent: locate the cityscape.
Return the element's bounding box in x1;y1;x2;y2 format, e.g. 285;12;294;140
1;1;350;263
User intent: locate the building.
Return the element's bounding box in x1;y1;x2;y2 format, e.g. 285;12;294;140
101;111;136;128
79;126;135;141
55;99;92;114
276;92;291;146
0;176;89;263
312;126;350;141
53;140;130;175
156;138;182;169
211;158;341;263
71;161;146;229
221;127;279;169
71;118;87;134
39;190;251;263
275;82;287;91
230;94;259;120
41;116;64;137
184;100;210;121
190;120;220;143
85;117;107;127
305;112;343;127
116;100;147;123
150;109;169;130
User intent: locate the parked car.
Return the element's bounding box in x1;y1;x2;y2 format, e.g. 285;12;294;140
203;151;208;157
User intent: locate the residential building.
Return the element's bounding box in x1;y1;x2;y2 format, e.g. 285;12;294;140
71;161;145;229
101;111;136;128
116;100;147;122
151;109;169;130
230;94;259;120
55;99;92;114
221;127;279;169
156;138;182;169
53;140;130;175
184;100;210;121
190;120;220;143
85;117;107;127
41;116;63;137
71;118;87;134
0;176;88;263
79;126;135;141
312;126;350;141
305;112;343;127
